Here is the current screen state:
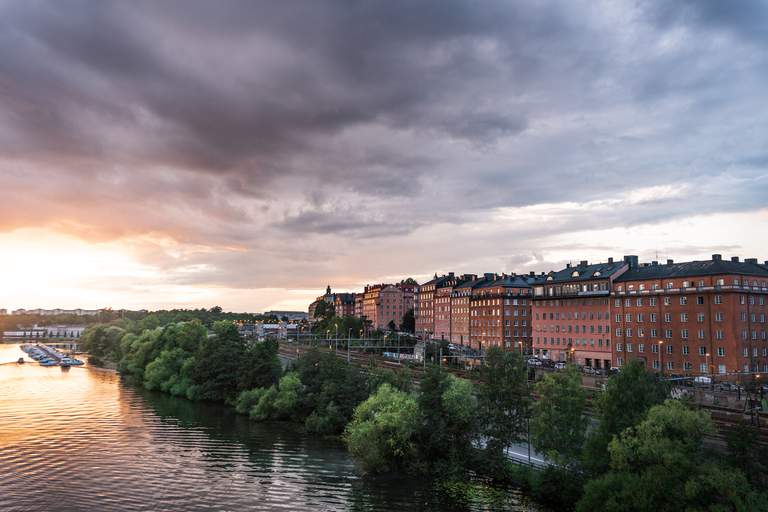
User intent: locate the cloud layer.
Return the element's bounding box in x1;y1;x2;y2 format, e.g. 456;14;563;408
1;0;767;310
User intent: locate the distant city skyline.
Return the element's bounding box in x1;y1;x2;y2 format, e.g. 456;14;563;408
1;1;767;312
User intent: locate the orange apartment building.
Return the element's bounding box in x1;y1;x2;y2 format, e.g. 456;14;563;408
433;274;476;342
415;273;454;338
469;274;536;352
333;293;356;317
612;255;768;376
532;257;629;368
362;283;413;330
449;274;481;345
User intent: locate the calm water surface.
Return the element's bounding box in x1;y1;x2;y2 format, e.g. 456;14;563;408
0;343;537;511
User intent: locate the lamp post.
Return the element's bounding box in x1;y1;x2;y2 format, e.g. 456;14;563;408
658;341;664;377
347;328;352;363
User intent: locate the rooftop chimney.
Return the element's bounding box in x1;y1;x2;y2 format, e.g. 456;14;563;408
652;260;658;266
712;254;722;261
529;271;535;277
566;263;571;268
731;257;739;263
608;257;614;263
623;255;639;268
666;259;674;265
448;272;455;277
745;258;758;264
580;260;588;266
484;273;495;280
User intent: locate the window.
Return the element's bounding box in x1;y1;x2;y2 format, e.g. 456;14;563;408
699;346;706;356
616;343;623;352
714;295;722;304
718;364;726;375
697;313;705;323
651;344;659;353
664;297;671;306
651;328;658;338
652;359;660;369
680;296;688;305
639;343;645;353
664;313;671;323
666;344;673;354
697;329;705;340
626;328;632;338
650;313;657;322
696;296;704;305
637;313;644;322
700;363;708;373
680;313;688;322
667;361;674;370
615;314;622;323
715;329;724;340
649;297;657;306
638;328;645;337
682;345;689;355
715;312;724;322
625;299;631;307
636;298;643;306
626;343;633;353
614;299;621;307
625;313;632;322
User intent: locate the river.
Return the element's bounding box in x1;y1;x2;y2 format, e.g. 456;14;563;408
0;343;538;511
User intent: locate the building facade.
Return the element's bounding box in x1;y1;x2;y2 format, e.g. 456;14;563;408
333;293;356;317
612;255;768;376
449;274;480;345
532;257;629;368
415;274;454;339
469;274;535;352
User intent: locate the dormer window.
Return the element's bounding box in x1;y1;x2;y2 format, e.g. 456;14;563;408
593;271;601;277
571;271;580;277
546;276;553;281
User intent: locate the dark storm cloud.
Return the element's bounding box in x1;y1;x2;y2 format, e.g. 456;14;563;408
0;0;767;295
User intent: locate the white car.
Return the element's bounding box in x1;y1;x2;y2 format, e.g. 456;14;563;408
527;358;542;366
554;362;567;370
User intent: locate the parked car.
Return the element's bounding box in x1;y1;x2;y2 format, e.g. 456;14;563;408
693;376;712;386
540;359;555;369
527;358;543;367
554;362;567;370
609;367;621;375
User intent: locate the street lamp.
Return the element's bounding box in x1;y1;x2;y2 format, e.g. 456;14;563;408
658;341;664;377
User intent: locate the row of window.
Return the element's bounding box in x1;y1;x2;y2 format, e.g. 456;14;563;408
617;279;768;292
537;324;610;334
615;327;768;341
615;358;768;374
615;295;767;307
536;310;610;321
536;337;611;348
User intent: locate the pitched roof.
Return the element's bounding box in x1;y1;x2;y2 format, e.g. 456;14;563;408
546;260;627;283
615;257;768;281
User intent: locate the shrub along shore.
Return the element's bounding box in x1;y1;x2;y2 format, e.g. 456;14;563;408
81;319;768;511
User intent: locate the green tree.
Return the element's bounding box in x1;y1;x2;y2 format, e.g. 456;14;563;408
344;383;419;473
186;321;245;401
577;400;768;512
476;347;530;469
531;364;587;467
400;308;415;333
415;367;477;474
583;360;667;474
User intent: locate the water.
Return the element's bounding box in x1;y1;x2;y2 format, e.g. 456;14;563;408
0;343;537;511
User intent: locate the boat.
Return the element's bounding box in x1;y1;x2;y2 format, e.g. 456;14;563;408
39;358;58;367
17;358;24;364
60;357;84;366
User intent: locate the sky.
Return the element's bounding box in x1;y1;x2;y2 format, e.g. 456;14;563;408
1;0;767;313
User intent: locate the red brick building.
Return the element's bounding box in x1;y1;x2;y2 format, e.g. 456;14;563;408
362;283;412;331
333;293;356;317
450;274;481;345
433;274;475;342
469;274;535;352
532;258;629;368
612;255;768;376
415;273;454;339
